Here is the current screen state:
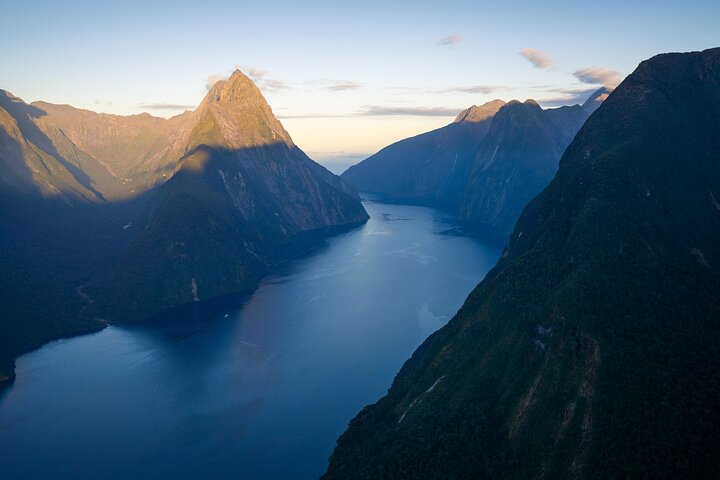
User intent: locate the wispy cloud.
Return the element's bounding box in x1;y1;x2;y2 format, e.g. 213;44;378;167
206;67;363;95
520;48;552;69
536;88;602;107
361;105;461;117
205;74;226;91
573;67;622;89
244;67;268;80
277;112;349;119
137;102;195;111
260;78;289;91
278;105;462;119
437;35;463;48
240;66;289;91
206;66;289;93
327;81;363;91
443;85;503;94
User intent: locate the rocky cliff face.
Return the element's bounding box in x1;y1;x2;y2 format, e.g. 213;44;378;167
323;48;720;479
0;70;367;382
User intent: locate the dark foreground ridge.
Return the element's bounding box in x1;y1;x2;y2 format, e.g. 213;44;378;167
323;47;720;479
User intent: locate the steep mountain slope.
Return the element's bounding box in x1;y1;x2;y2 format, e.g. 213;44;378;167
341;100;505;211
0;90;195;202
91;72;368;322
342;97;592;236
459;101;589;235
323;48;720;479
0;70;367;384
582;86;612;114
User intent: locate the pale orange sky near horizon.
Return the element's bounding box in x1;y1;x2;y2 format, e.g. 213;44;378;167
2;1;718;170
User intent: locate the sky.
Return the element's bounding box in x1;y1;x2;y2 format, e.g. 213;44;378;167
1;0;719;172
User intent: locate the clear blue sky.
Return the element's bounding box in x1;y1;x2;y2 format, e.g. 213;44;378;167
1;0;718;169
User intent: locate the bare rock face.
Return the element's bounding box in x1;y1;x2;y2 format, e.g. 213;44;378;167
0;70;368;378
453;99;506;123
195;70;295;149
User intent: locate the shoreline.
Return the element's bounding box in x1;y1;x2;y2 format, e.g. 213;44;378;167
0;217;368;395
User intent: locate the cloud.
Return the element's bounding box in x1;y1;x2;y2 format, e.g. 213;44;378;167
207;67;360;94
278;104;463;119
444;85;503;94
520;48;552;69
205;74;226;91
244;67;268;81
573;67;622;88
536;87;607;107
277;112;349;119
361;105;461;117
236;65;288;91
327;81;363;91
260;78;289;91
137;102;195;111
437;35;463;48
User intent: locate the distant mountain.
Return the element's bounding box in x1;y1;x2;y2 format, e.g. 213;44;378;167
323;48;720;479
0;70;368;385
342;95;597;236
582;86;612;113
341;100;505;211
459;100;589;235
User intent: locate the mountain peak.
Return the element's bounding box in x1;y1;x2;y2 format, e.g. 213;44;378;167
453;99;505;123
190;67;295;149
203;69;263;104
501;99;543;113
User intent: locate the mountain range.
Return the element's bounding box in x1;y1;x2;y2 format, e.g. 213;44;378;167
323;48;720;479
0;70;368;385
342;91;602;236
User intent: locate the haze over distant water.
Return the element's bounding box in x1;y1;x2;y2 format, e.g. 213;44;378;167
0;200;502;479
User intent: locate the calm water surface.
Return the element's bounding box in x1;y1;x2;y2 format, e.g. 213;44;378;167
0;199;502;479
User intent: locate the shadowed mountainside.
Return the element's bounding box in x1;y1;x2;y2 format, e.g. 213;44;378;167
0;70;368;385
342;95;595;237
458;100;589;234
324;48;720;479
341;100;505;212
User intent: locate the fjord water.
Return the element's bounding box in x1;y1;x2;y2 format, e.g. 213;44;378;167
0;199;502;479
